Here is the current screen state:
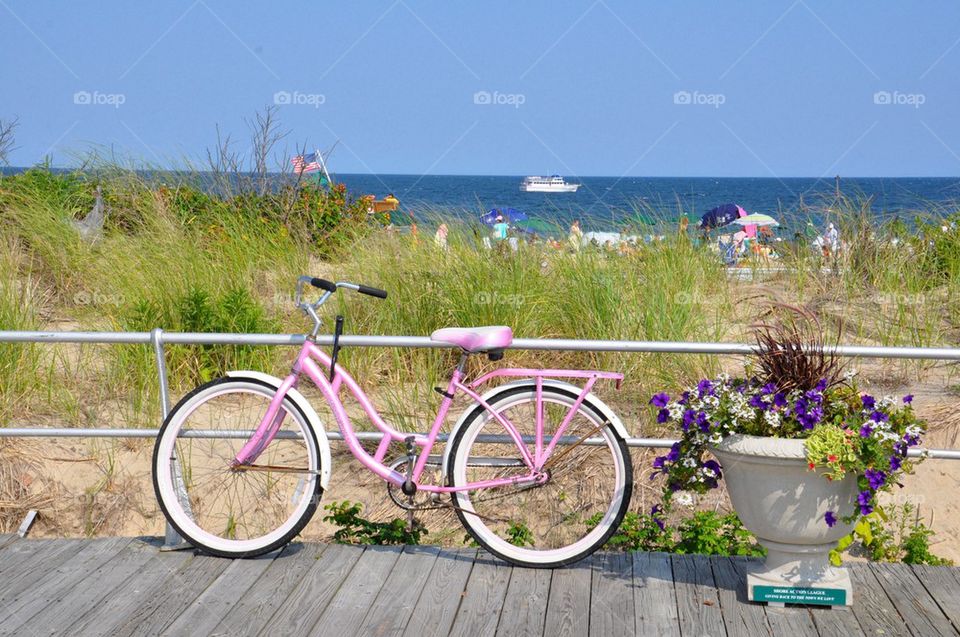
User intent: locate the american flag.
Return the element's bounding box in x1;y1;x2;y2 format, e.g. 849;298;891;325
291;152;321;174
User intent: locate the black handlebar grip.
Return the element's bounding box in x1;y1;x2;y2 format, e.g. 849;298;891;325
358;285;388;299
310;278;337;293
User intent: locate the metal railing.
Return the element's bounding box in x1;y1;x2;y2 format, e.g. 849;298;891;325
2;328;960;460
3;328;960;544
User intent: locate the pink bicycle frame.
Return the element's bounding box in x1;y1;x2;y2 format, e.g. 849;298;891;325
233;340;622;494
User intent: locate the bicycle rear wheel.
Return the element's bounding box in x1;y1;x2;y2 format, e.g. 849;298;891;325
448;384;632;567
152;376;323;557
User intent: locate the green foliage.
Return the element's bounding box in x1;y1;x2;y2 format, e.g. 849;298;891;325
121;285;278;386
843;504;953;566
586;510;765;557
587;511;673;552
674;511;765;556
504;520;535;547
322;500;426;545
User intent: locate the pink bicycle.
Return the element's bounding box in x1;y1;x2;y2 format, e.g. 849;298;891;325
152;276;633;567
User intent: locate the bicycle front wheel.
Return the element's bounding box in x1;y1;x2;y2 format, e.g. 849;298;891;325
152;376;323;557
448;384;632;567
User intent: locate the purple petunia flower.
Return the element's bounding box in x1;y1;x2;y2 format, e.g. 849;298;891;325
889;454;903;472
859;424;873;438
903;394;914;404
871;410;889;423
682;409;696;432
865;468;887;490
816;378;828;392
657;408;670;424
761;382;777;395
666;443;681;463
862;395;876;410
651;504;665;530
650;393;670;408
773;392;788;408
697;379;714;398
679;391;691;406
858;490;874;515
748;394;765;410
825;511;837;527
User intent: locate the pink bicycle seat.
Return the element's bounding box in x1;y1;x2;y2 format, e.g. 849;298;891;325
430;326;513;352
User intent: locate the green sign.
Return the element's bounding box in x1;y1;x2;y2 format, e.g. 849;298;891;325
753;585;847;606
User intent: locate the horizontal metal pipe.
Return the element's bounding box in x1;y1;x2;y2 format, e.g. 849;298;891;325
0;427;955;459
3;330;960;360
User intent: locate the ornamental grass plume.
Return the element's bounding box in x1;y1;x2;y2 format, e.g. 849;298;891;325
752;303;846;394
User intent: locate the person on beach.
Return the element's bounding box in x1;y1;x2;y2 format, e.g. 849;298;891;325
434;223;448;250
492;215;509;241
823;222;838;257
568;220;583;251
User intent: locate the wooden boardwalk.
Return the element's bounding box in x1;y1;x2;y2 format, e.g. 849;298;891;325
2;535;960;636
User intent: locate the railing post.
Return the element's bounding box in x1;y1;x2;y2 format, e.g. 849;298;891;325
152;328;192;551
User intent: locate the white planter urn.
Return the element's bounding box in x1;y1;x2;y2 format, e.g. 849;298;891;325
710;434;858;607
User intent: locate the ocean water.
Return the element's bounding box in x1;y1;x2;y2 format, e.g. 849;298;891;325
5;167;959;232
335;174;960;232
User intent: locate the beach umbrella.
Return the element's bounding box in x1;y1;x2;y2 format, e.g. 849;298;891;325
514;218;560;236
698;203;746;229
503;208;527;222
733;213;779;227
480;209;502;226
481;208;527;225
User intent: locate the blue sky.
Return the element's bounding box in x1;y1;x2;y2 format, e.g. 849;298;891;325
2;1;959;176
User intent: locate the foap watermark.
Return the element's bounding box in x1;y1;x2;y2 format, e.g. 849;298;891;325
475;291;524;308
673;90;725;108
873;90;925;108
473;90;526;108
73;90;126;109
73;290;126;307
674;290;708;305
274;90;326;108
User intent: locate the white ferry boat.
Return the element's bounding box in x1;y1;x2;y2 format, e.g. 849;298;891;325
520;175;580;193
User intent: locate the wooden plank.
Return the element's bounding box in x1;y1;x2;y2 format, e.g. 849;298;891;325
357;545;442;637
671;554;725;637
849;562;910;637
633;552;680;637
18;539;161;635
709;556;770;636
448;552;512;637
870;562;957;636
808;604;868;637
161;549;281;636
0;534;17;549
210;543;327;636
113;552;233;637
912;564;960;632
590;552;635;637
308;545;403;636
764;604;818;636
0;537;131;632
260;542;364;635
541;559;591;637
62;549;196;637
0;538;85;596
402;548;477;637
495;565;551;637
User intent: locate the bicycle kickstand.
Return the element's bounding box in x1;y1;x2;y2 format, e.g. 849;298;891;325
402;436;418;531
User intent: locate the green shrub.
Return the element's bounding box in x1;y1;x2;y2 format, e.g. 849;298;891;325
322;500;426;545
586;509;765;557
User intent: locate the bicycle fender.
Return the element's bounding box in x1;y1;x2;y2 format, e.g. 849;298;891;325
440;379;630;479
226;370;332;489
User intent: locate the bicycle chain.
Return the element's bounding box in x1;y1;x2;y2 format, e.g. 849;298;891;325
385;472;544;523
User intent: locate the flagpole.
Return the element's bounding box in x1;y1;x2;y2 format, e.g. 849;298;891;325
316;147;334;186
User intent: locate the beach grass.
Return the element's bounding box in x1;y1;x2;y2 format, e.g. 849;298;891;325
2;165;959;426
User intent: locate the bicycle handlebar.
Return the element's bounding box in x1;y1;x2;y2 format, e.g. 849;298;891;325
308;277;388;299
